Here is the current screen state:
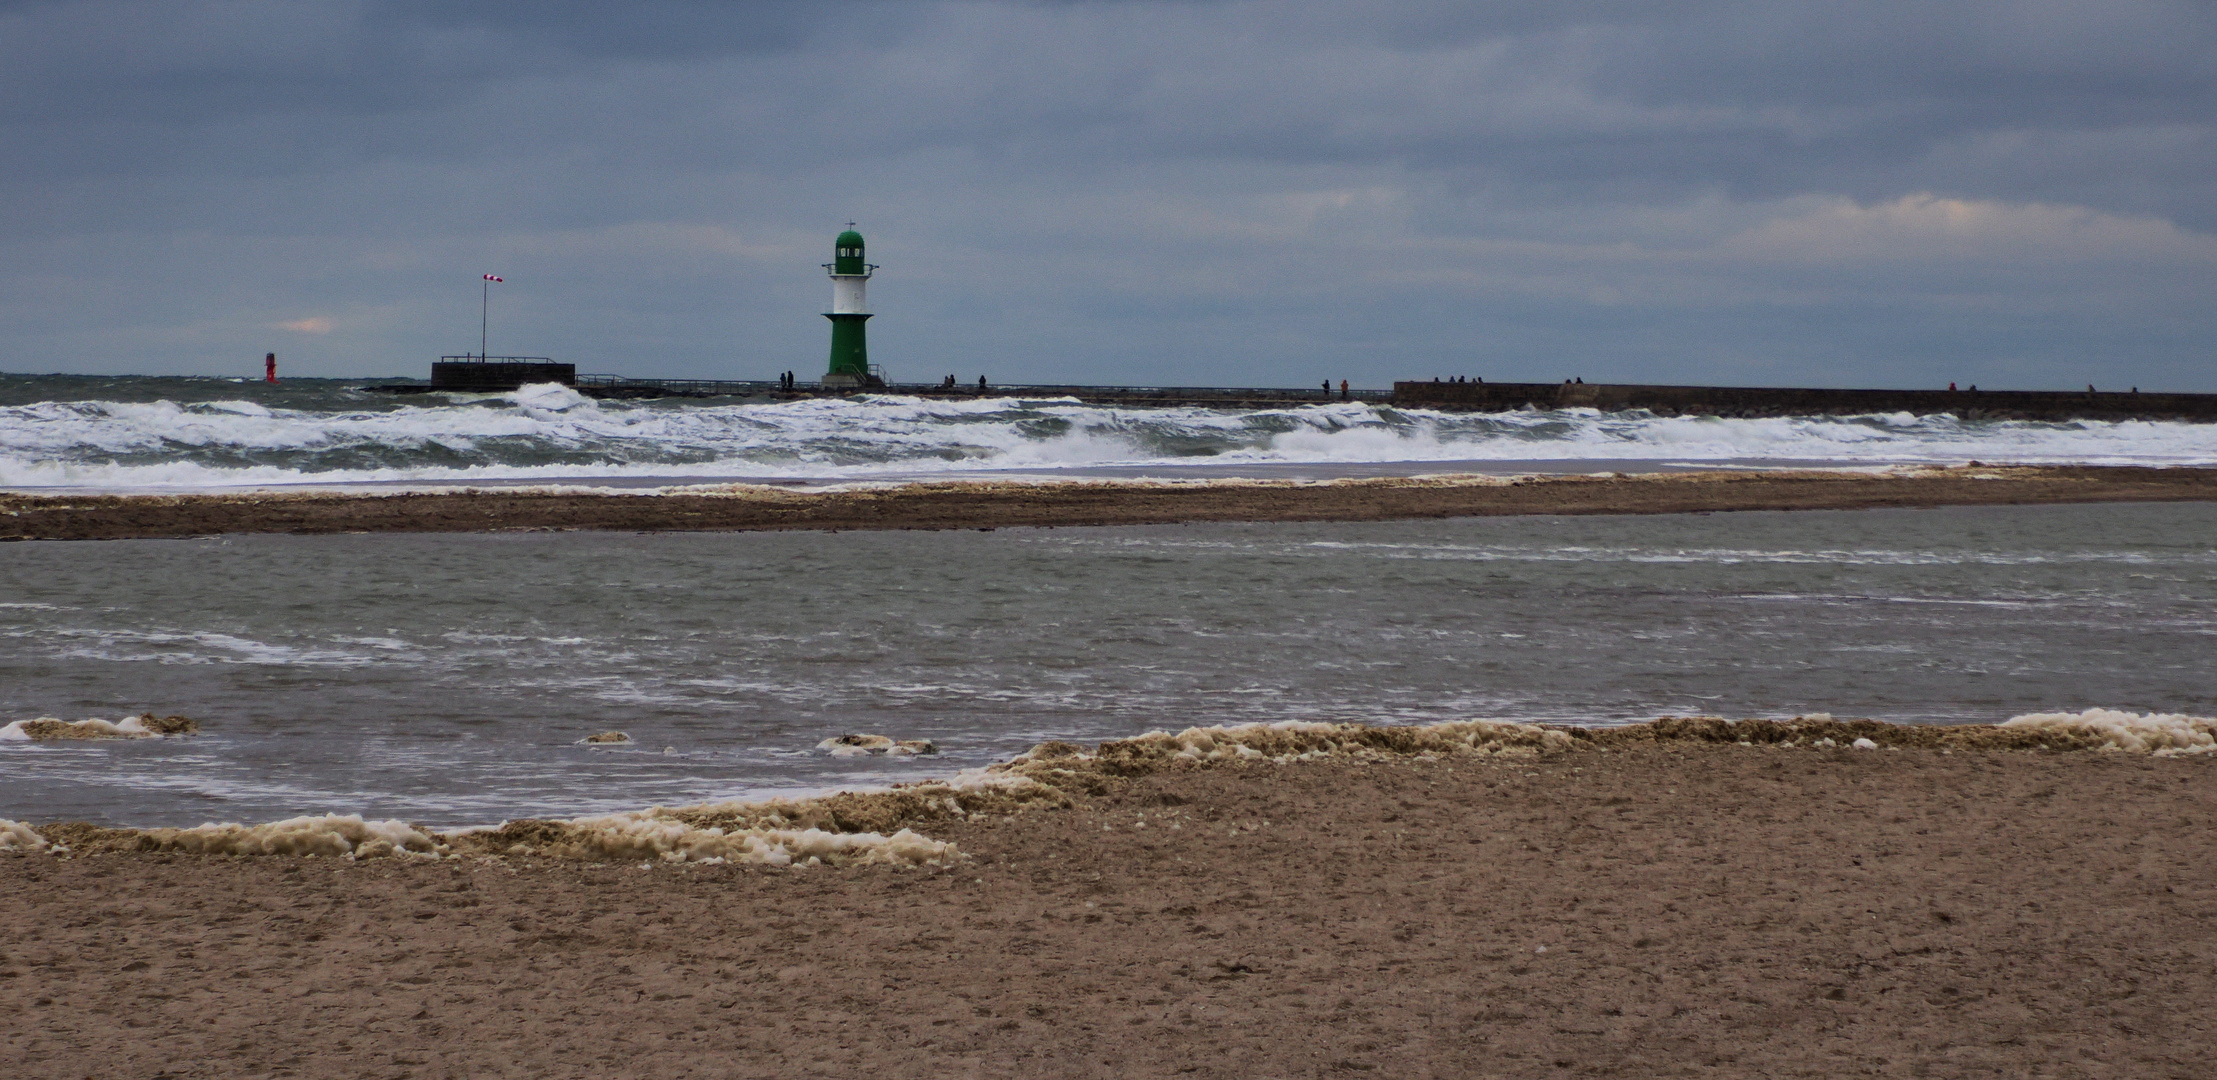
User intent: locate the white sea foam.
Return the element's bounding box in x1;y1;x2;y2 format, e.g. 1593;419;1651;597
507;383;596;414
5;387;2216;491
51;628;384;667
2002;708;2217;755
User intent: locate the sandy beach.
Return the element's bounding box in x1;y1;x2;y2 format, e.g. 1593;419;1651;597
5;718;2214;1079
4;464;2216;541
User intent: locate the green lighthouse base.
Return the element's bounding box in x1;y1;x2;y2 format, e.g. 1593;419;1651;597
822;312;879;389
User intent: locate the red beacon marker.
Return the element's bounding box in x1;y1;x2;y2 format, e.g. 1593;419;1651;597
265;352;277;383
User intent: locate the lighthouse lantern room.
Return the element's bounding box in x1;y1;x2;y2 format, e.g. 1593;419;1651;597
821;225;880;388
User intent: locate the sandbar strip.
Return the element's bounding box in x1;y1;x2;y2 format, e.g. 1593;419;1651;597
4;464;2214;541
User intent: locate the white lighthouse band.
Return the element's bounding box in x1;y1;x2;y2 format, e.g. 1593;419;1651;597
830;273;868;315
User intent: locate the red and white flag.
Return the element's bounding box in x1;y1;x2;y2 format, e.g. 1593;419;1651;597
483;274;503;282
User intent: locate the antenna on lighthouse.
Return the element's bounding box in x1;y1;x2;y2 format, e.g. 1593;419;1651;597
821;224;879;390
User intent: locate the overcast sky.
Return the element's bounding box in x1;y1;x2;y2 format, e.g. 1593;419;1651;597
4;0;2214;389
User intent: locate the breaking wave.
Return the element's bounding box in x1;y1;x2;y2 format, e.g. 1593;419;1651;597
3;377;2216;491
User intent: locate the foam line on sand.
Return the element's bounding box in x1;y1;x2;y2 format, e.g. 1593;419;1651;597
6;709;2209;861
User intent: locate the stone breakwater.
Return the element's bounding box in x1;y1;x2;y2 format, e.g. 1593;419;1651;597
3;709;2207;865
1394;380;2217;422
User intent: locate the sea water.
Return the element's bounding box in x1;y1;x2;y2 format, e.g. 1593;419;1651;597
6;375;2217;490
3;502;2212;827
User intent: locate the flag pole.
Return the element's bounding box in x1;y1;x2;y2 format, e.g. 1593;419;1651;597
481;277;489;361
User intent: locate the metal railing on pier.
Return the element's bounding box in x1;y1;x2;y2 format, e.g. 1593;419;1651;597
929;382;1395;403
573;374;777;395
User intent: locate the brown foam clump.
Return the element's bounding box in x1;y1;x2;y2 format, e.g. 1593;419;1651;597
0;818;49;853
1998;709;2215;756
579;731;632;745
817;734;939;757
0;713;198;742
444;815;953;867
26;766;1073;865
1078;720;1573;772
1568;713;2212;753
1007;711;2217;780
40;814;442;859
446;767;1068;865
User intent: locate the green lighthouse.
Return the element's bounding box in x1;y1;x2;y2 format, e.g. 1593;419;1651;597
822;224;879;388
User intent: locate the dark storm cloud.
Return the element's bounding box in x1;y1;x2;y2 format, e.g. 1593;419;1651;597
908;2;2217;217
1;0;2212;388
367;0;858;61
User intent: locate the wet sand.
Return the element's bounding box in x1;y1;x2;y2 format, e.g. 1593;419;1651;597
6;742;2213;1078
5;464;2215;540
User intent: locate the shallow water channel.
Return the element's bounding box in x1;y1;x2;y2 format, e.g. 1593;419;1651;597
2;501;2212;826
